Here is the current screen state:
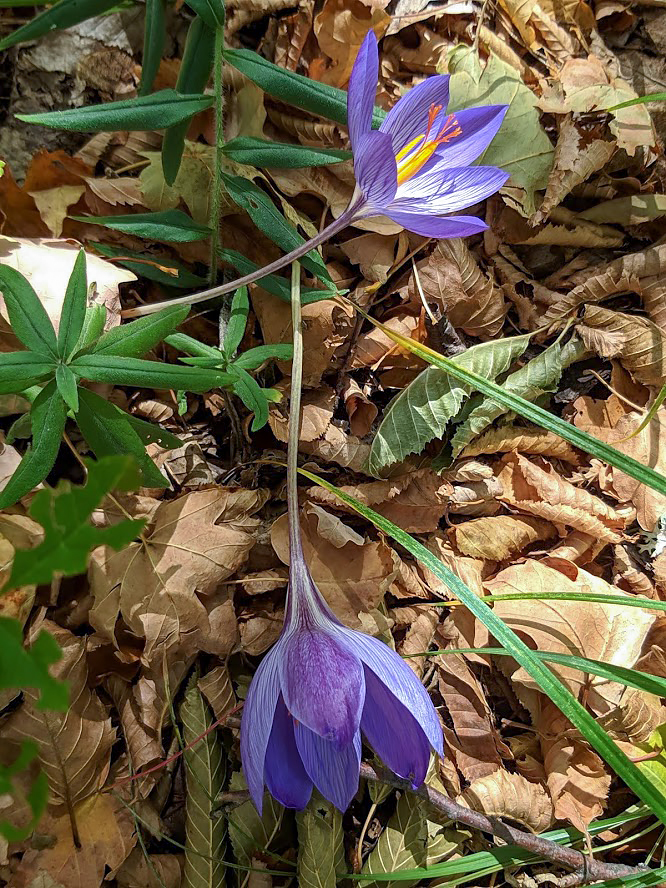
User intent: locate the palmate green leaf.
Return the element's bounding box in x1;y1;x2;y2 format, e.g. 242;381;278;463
5;455;144;591
299;469;666;827
450;335;588;456
219;249;332;305
224;287;249;358
296;793;344;888
0;352;54;395
0;0;119;50
361;793;427;888
0;264;57;356
368;332;533;474
57;248;88;358
0;381;66;510
91;241;207;288
181;681;226;888
220;174;334;287
139;0;167;96
71;209;210;242
222;137;351;168
0;617;67;710
0;743;48;842
91;304;189;358
72;353;232;392
18;89;213;133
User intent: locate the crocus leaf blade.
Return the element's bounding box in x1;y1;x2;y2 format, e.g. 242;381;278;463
139;0;167;96
219;249;333;305
90;241;207;289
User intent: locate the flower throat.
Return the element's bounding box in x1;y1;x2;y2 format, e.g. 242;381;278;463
395;103;462;185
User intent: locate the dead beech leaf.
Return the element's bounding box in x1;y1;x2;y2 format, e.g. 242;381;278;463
341;231;402;283
548;530;608;565
350;314;426;373
457;770;554;833
106;676;163;775
313;0;390;87
495;204;623;248
613;544;655;598
28;185;86;238
198;665;236;723
84;175;144;208
1;624;115;811
599;688;666;744
460;426;582;464
488;559;655;714
340;376;378;438
449;514;557;561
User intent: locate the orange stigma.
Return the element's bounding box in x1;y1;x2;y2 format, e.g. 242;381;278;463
395;103;462;186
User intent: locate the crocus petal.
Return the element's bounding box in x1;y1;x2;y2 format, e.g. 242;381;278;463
434;104;508;169
347;30;379;149
295;723;362;811
379;75;450;151
240;644;283;812
353;130;398;209
339;628;443;755
361;668;432;788
392;165;509;212
385;211;488;239
279;627;365;747
264;696;313;810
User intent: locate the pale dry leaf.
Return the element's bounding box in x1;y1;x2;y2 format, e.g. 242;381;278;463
395;605;440;677
106;675;163;774
198;665;236;723
449;514;558;561
239;605;284;656
548;530;608;565
313;0;390;87
84;175;144;208
612;544;655;598
449;477;504;517
340;232;400;283
457;770;554;833
495;205;623;248
350;314;425;372
116;849;183;888
28;185;85;237
460;425;582;463
598;689;666;744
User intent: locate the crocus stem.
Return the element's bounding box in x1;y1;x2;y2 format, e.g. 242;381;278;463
124;204;360;317
287;261;304;564
209;25;225;286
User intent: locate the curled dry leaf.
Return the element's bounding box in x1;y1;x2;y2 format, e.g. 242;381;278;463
339;376;378;438
613;544;655;598
598;688;666;744
341;231;402;283
494;204;623;248
457;770;554;834
548;530;608;565
460;425;582;464
106;675;164;776
449;514;558;562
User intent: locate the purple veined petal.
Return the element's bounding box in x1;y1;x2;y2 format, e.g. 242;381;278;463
240;642;284;813
347;30;379;149
339;628;444;755
391;165;509;215
361;667;432;789
294;722;362;811
379;75;451;152
264;695;314;810
433;105;508;169
385;210;489;239
353;130;398;209
279;626;365;748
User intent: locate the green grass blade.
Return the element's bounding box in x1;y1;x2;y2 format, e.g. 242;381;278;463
439;592;666;612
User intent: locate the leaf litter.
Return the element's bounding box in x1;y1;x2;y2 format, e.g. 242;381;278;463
1;0;666;885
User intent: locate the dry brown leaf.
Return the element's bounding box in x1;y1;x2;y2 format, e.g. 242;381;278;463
457;770;554;833
29;185;86;237
460;426;582;463
2;624;115;811
340;231;402;283
495;204;623;248
488;559;655;714
84;176;144;208
598;688;666;744
117;849;183;888
340;376;378;438
106;676;163;775
612;544;656;597
548;530;608;565
313;0;390;87
394;605;440;677
350;314;425;372
198;665;236;723
449;514;558;561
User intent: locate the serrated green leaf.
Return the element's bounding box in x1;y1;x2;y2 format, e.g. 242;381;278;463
0;618;67;710
0;264;57;356
451;335;588;456
227;365;269;431
72;353;232;392
0;381;66;509
5;455;143;591
233;343;293;370
228;771;284;888
296;793;344;888
369;333;533;474
139;0;167;96
224;287;249;358
362;793;428;888
57;249;88;358
219;249;333;305
91;241;207;288
92;305;189;358
0;352;54;394
181;681;226;888
222;137;351;168
18;89;213;133
71;209;210;242
0;0;118;50
0;744;49;841
55;363;79;412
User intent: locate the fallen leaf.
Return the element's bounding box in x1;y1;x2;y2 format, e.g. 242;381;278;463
28;185;86;237
460;425;582;464
457;770;554;833
449;514;558;561
313;0;390;87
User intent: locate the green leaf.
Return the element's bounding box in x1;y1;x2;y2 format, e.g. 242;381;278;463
55;363;79;412
450;335;587;457
300;468;666;828
296;793;344;888
227;365;269;431
166;332;222;361
0;617;67;710
0;352;54;395
0;264;57;356
0;381;66;510
125;414;182;449
74;304;107;353
181;681;226;888
92;305;189;358
220;174;333;286
233;343;293;370
222;137;351;168
447;45;554;215
361;793;427;888
224;286;249;358
76;388;168;488
224;47;386;129
219;248;333;305
90;241;207;288
607;91;666;110
139;0;167;96
578;194;666;226
368;332;533;474
70;209;210;242
185;0;224;30
72;353;232;392
0;743;49;842
17;89;214;133
0;0;118;50
228;771;284;883
6;455;143;591
57;248;88;359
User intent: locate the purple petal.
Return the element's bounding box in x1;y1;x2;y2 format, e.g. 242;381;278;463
354;130;398;209
264;696;313;809
279;627;365;748
361;667;432;788
393;165;509;212
347;30;378;149
379;75;450;152
385;210;488;239
240;644;283;812
294;723;362;811
434;105;508;168
339;628;443;755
